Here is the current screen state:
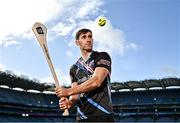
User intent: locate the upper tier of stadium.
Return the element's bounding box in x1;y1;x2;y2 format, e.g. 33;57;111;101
0;71;179;92
111;77;180;91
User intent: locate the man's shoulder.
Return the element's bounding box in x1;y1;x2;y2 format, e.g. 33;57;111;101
70;63;77;69
70;58;81;70
69;64;78;74
93;50;109;54
92;51;110;58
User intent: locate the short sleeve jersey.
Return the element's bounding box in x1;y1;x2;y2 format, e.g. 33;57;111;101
69;51;113;120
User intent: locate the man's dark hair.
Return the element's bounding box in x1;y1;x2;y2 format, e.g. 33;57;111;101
75;28;92;40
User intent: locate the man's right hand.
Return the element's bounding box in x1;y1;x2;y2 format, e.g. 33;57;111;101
59;97;72;110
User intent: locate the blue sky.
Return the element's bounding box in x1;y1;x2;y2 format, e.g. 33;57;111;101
0;0;179;86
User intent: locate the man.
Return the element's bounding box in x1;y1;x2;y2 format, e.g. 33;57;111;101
55;28;114;122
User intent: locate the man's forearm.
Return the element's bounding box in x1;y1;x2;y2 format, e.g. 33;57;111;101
65;67;108;96
68;76;100;95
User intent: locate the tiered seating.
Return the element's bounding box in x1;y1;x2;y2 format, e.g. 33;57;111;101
112;88;180;122
0;87;58;107
0;87;72;122
112;89;180;105
0;84;180;122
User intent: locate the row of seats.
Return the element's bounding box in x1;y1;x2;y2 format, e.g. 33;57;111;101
1;87;180;107
0;87;59;107
0;87;180;122
112;89;180;105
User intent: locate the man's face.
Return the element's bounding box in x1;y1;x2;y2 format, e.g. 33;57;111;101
76;32;93;52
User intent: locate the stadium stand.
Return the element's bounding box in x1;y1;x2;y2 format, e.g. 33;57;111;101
0;71;180;122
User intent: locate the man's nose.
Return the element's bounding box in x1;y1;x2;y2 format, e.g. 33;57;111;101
87;39;92;43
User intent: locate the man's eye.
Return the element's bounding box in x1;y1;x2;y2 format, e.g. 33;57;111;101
88;35;92;38
82;36;86;39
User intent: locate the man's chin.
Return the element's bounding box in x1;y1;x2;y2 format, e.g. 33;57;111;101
86;49;92;52
82;49;92;52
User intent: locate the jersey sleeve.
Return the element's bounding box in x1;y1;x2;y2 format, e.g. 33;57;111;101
95;52;111;72
69;65;78;83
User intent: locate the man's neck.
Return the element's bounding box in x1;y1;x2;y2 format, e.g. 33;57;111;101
81;50;92;61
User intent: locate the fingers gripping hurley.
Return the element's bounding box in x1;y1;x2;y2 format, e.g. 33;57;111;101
32;22;69;116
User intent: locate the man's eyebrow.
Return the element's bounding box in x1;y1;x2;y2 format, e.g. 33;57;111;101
81;34;87;37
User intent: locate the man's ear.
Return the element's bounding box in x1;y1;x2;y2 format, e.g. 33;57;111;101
75;40;79;46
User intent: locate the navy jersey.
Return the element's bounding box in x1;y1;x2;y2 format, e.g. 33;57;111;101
69;51;114;121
